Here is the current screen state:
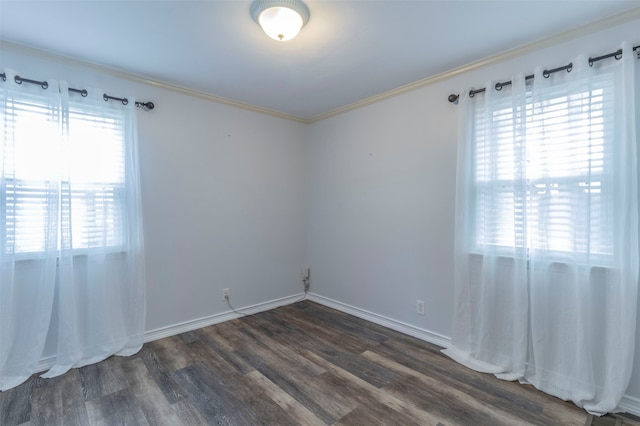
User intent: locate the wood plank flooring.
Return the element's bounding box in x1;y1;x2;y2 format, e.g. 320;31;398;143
2;300;640;425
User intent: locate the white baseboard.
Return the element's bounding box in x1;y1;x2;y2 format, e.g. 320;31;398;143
31;291;640;418
31;293;306;375
143;292;306;343
307;292;640;418
306;292;451;349
35;355;56;373
617;394;640;417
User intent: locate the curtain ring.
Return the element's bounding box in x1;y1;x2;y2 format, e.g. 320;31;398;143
615;50;623;60
103;94;109;102
543;69;551;78
121;98;129;106
495;82;503;91
566;62;573;73
14;75;48;89
588;58;594;67
80;89;88;97
469;91;475;98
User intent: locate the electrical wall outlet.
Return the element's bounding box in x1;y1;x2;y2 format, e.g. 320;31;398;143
416;300;425;315
223;288;230;300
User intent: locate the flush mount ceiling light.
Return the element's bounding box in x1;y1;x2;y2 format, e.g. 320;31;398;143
250;0;310;42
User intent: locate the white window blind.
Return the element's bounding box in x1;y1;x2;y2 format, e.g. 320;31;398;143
65;101;126;251
2;92;126;254
448;46;638;415
472;73;613;258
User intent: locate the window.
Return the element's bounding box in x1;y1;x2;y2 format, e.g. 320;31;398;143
2;93;126;254
448;46;638;415
472;74;613;258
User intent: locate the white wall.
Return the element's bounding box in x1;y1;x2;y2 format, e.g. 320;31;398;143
137;88;308;331
306;17;640;406
3;12;640;412
0;45;309;334
307;87;457;334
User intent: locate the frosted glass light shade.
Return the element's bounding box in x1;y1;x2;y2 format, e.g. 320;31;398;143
259;7;302;41
251;0;310;42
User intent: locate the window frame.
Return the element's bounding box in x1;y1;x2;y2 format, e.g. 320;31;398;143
1;93;129;258
469;78;614;264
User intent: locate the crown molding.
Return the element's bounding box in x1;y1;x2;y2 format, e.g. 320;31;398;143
2;5;639;125
308;6;640;123
0;39;311;124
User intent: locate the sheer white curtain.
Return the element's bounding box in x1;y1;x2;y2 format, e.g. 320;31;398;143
0;71;146;390
0;70;61;389
444;42;639;415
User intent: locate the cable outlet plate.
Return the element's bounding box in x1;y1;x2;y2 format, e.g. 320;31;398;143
223;288;230;300
416;300;425;315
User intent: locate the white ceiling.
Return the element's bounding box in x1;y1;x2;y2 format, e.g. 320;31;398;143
1;0;639;120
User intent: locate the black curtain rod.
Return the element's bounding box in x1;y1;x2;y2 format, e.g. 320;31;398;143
0;72;154;110
448;44;640;104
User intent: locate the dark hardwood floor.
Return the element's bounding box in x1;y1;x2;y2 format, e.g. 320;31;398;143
2;300;639;425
